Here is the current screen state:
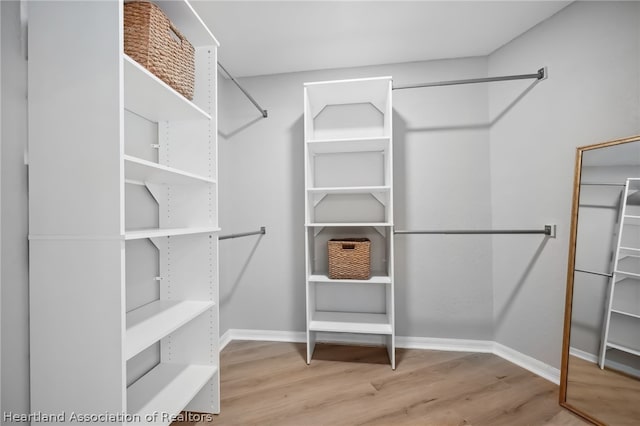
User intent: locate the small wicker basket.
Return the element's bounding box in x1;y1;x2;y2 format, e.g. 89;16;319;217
328;238;371;280
124;1;195;100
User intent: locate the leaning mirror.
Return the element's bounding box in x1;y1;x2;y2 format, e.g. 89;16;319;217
561;135;640;425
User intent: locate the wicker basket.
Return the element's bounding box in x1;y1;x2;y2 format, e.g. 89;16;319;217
328;238;371;280
124;1;195;100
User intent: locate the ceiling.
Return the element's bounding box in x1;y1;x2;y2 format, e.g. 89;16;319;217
191;0;572;78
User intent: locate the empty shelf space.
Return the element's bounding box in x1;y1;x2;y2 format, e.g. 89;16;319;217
306;137;390;154
623;215;640;226
124;55;211;122
309;274;391;284
125;227;221;240
618;254;640;262
126;300;214;360
611;309;640;320
616;254;640;276
127;363;217;425
612;279;640;317
627;179;640;190
124;155;215;185
309;311;392;334
606;342;640;358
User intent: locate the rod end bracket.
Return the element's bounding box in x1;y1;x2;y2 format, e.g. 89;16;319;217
537;67;548;81
545;224;556;238
260;226;266;235
262;110;268;118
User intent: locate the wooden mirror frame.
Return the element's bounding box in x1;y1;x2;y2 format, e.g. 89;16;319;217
559;134;640;425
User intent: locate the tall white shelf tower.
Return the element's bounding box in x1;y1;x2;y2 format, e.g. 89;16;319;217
303;77;395;368
28;1;221;421
600;178;640;370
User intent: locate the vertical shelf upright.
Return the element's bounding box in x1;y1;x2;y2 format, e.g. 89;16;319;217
28;0;221;422
303;77;395;368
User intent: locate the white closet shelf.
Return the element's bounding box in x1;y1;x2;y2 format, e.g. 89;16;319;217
124;155;215;186
309;311;392;335
623;215;640;226
614;269;640;279
126;300;214;360
309;274;391;284
125;227;221;240
611;277;640;318
306;222;392;227
306;137;390;154
127;363;217;425
611;308;640;320
618;253;640;262
153;0;219;48
307;186;391;195
124;55;211;122
606;342;640;357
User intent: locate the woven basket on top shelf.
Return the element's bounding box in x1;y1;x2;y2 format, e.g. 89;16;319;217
124;1;195;100
328;238;371;280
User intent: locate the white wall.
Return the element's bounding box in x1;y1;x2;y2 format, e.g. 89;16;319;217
488;0;640;367
1;0;29;418
218;57;495;340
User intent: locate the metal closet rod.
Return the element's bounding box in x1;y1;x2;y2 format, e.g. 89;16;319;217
219;226;266;241
395;224;554;236
580;182;625;186
574;268;612;278
218;62;268;118
393;67;546;90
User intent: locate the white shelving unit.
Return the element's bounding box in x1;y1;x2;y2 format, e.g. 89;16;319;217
28;1;220;422
600;178;640;369
304;76;395;368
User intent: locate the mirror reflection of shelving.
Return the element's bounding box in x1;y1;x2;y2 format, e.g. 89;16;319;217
304;76;395;369
601;178;640;375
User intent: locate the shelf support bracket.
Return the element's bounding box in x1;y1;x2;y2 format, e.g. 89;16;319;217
370;192;387;207
313;193;328;207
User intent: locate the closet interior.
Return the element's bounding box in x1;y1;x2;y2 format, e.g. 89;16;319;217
8;1;637;425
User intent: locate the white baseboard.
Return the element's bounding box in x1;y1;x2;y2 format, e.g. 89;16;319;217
493;342;560;384
220;329;305;351
220;329;560;384
569;346;598;363
397;335;494;353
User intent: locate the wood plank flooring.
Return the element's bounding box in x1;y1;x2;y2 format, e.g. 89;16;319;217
565;355;640;425
175;341;589;425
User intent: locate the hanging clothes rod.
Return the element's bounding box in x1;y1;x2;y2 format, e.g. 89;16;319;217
395;224;555;236
580;183;625;186
574;268;613;278
219;226;266;241
393;67;546;90
218;62;268;118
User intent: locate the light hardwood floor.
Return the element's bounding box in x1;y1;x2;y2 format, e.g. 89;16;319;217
175;341;590;426
565;355;640;425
